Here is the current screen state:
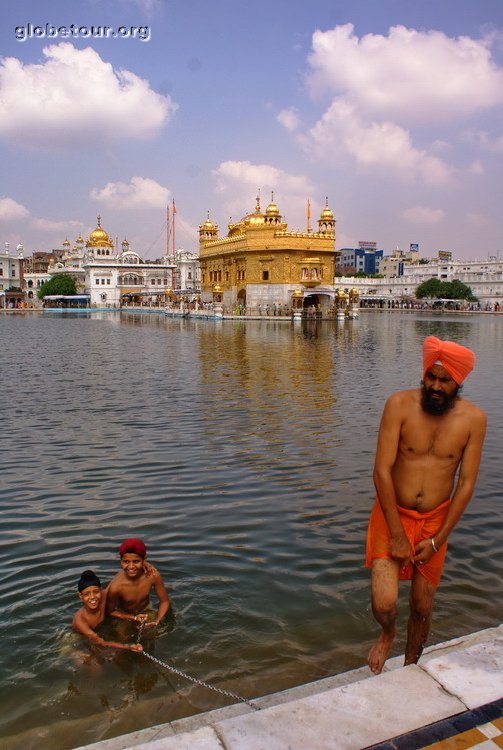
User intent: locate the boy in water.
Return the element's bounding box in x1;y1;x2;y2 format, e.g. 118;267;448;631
72;569;143;652
106;539;170;629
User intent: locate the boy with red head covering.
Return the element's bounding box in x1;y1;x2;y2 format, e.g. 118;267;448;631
366;336;486;674
106;539;170;630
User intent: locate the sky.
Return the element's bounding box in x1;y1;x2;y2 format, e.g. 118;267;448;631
1;0;503;261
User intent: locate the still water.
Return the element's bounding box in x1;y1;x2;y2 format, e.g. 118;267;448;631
0;311;501;749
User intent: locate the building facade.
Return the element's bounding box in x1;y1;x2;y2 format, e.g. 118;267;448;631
335;257;503;309
198;196;338;313
336;244;384;275
43;217;176;308
0;245;24;308
172;250;201;295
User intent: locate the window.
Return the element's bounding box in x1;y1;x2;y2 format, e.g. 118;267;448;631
107;279;110;285
262;270;269;281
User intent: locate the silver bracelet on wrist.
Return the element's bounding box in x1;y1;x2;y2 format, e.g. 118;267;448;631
431;537;439;553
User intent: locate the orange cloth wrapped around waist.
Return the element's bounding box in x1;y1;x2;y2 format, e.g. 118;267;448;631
365;497;450;586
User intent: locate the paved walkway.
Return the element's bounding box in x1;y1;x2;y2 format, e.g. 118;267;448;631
77;625;502;750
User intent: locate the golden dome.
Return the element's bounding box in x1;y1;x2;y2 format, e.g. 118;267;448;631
87;216;113;248
320;197;334;221
265;191;280;217
245;213;265;225
75;235;84;245
62;238;71;247
241;194;264;225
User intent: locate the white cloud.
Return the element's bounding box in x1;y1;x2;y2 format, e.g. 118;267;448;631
466;212;489;227
112;0;160;14
468;160;485;175
307;24;503;123
90;176;170;209
0;197;29;221
308;100;452;185
300;24;503;183
277;107;301;132
31;218;84;232
402;206;445;225
462;128;503;152
212;160;316;226
0;43;176;150
213;160;313;196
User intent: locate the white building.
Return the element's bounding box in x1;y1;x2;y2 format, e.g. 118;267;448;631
87;247;174;308
335;257;503;309
0;244;24;308
172;249;200;295
46;218;176;308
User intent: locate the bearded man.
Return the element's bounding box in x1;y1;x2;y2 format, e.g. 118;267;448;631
365;336;486;674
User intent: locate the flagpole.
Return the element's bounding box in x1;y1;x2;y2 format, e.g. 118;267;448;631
166;204;170;258
172;200;176;291
172;199;176;256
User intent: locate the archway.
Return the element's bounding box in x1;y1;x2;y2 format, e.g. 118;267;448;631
303;294;319;309
237;288;246;312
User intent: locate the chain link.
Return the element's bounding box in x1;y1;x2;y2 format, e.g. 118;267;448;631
135;621;259;711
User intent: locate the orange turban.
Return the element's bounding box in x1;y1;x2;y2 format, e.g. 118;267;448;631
422;336;475;384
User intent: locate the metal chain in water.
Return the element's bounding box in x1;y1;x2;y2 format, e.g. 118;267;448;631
135;621;259;711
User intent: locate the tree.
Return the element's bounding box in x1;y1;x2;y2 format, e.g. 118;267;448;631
415;277;477;301
38;273;77;300
415;278;444;298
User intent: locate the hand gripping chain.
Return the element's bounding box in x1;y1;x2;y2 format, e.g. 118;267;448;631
136;621;259;711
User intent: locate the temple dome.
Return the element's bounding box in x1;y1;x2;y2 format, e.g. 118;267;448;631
241;195;265;225
87;216;114;248
265;193;280;217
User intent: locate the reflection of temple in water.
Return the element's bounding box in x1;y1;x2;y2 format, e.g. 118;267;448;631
196;322;341;488
198;195;338;316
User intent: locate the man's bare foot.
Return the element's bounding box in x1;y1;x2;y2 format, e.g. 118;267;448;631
367;630;395;674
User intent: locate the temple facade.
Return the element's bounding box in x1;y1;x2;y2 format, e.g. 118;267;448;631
198;196;338;314
47;217;176;308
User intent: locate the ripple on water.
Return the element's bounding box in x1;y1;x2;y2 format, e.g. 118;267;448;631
0;312;501;749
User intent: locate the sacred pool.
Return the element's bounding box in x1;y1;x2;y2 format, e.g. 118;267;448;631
0;311;500;749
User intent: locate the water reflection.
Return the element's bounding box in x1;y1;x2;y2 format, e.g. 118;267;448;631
0;312;500;749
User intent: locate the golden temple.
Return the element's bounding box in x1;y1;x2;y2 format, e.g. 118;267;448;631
198;195;338;313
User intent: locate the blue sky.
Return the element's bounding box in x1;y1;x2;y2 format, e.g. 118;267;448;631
1;0;502;260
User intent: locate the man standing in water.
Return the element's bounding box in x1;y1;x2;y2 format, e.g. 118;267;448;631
366;336;486;674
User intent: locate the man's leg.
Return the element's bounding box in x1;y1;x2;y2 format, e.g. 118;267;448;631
368;558;400;674
404;568;436;665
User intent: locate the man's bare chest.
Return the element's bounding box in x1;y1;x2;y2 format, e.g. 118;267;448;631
400;417;465;460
